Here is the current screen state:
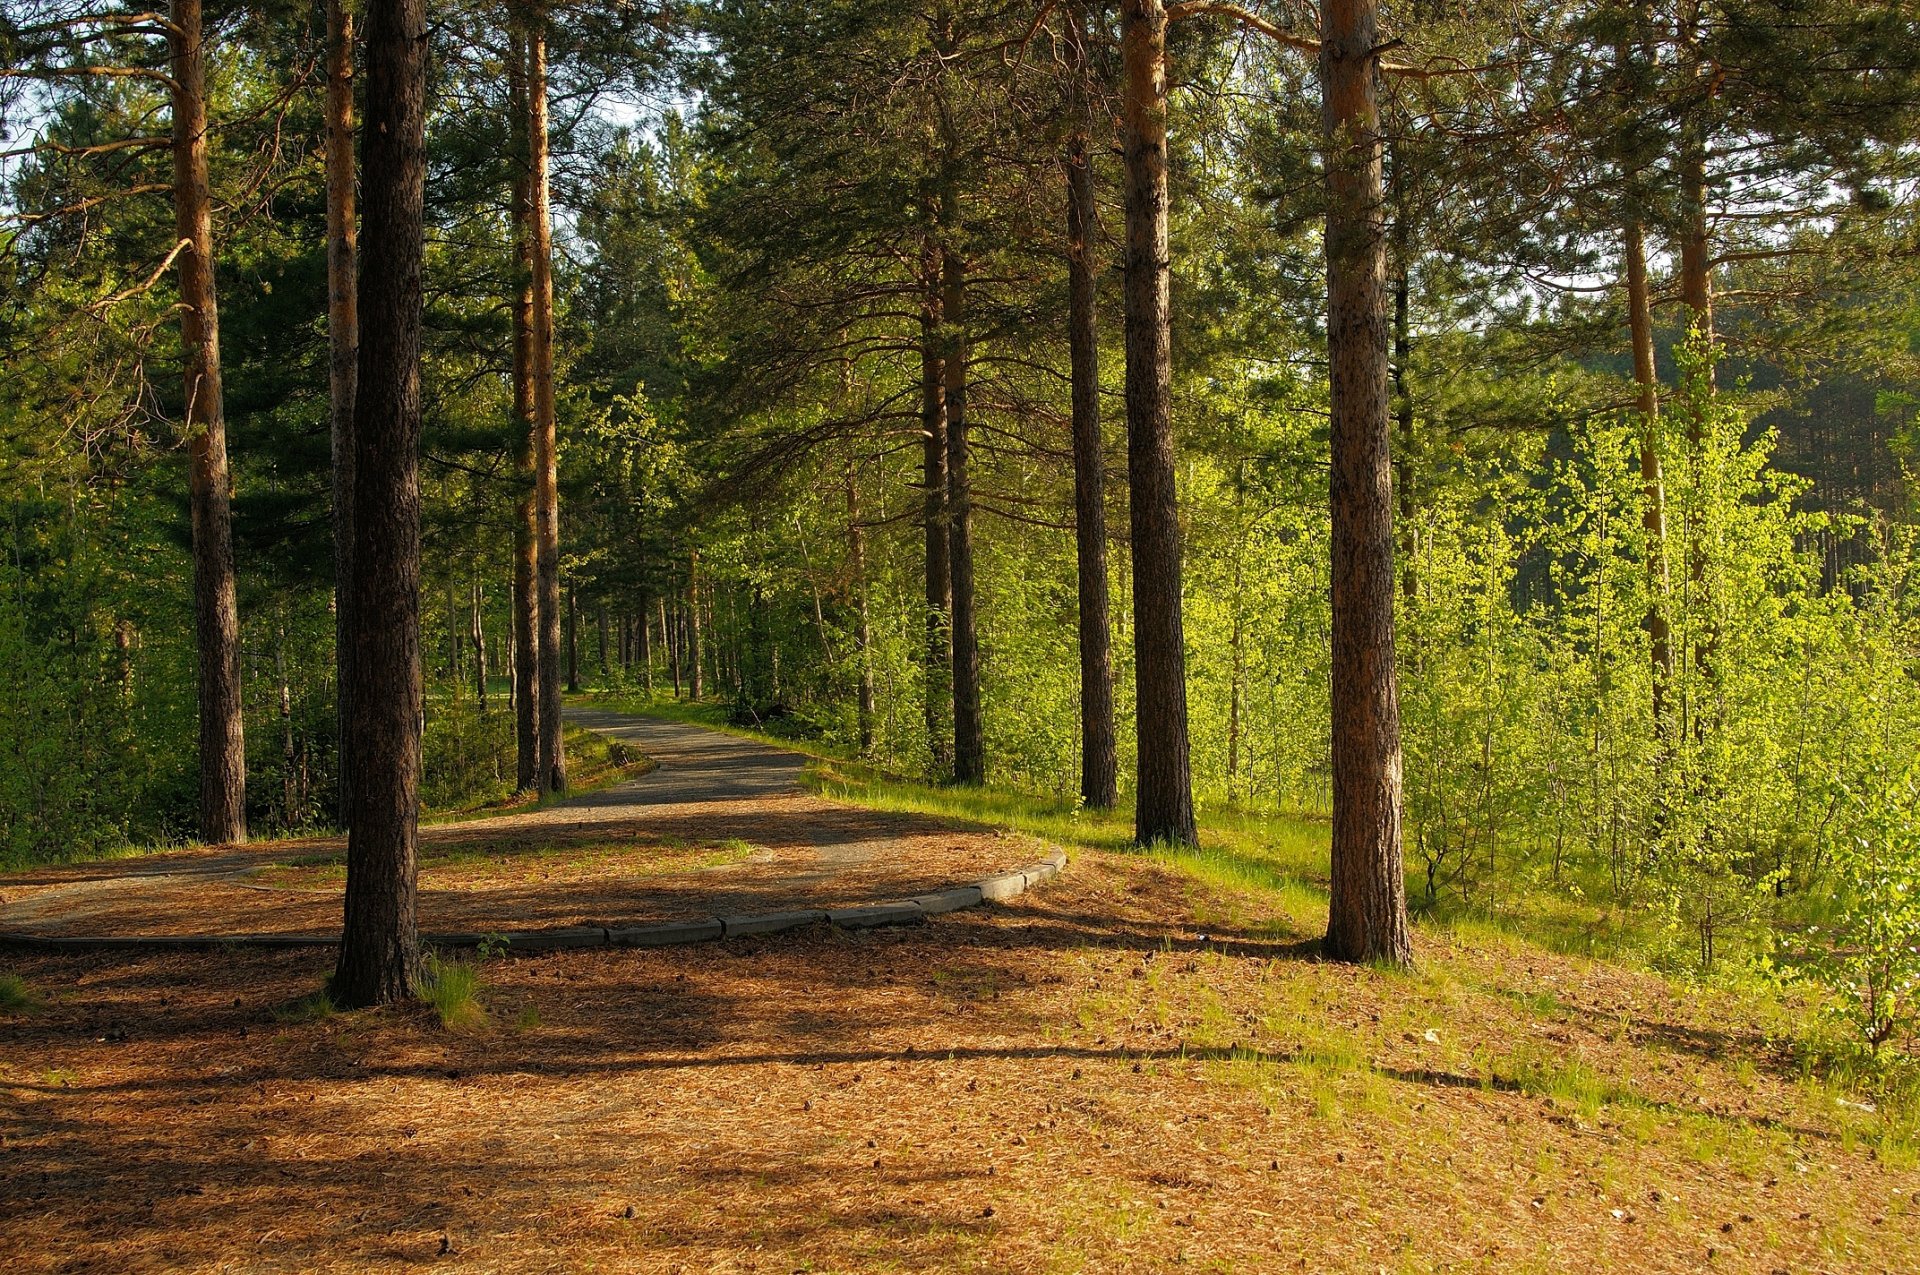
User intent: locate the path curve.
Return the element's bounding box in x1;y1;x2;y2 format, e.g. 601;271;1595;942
0;708;1062;948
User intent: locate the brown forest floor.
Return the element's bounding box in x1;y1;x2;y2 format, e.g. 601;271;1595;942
3;846;1916;1274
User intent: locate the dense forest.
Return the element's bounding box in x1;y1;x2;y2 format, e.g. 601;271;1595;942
4;0;1920;1026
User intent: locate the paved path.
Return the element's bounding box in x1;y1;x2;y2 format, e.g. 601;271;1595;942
0;709;1046;942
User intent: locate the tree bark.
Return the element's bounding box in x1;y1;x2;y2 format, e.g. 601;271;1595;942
1625;220;1673;723
1066;125;1118;811
527;10;565;794
508;27;539;793
1119;0;1196;846
942;246;985;785
565;583;580;693
326;0;358;830
333;0;428;1007
686;552;704;699
919;239;953;778
1321;0;1412;968
471;576;488;711
171;0;246;845
847;466;876;756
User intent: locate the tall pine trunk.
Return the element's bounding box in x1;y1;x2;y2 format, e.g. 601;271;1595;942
1321;0;1412;967
565;584;580;693
326;0;358;829
942;246;985;785
508;29;539;793
171;0;246;844
1066;126;1118;811
919;240;952;777
1119;0;1195;846
527;12;566;794
471;576;488;711
333;0;428;1007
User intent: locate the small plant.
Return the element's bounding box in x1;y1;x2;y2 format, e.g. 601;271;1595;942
0;973;39;1013
420;952;488;1030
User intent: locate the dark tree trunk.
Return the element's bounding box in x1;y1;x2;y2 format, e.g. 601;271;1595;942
1625;220;1673;723
638;597;654;692
527;12;566;794
1119;0;1195;846
942;246;985;785
326;0;358;830
919;240;952;778
333;0;428;1007
508;28;539;793
1066;124;1118;811
596;606;608;677
1321;0;1412;968
847;467;876;756
172;0;246;845
663;595;680;698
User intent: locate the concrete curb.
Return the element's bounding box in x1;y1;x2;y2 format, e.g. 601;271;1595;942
0;848;1069;954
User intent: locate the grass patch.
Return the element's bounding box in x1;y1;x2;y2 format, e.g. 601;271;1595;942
273;988;337;1024
420;952;488;1031
0;973;39;1013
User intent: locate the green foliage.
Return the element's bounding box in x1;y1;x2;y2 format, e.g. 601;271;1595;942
1818;765;1920;1053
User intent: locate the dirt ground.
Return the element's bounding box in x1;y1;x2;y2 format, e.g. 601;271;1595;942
3;848;1915;1274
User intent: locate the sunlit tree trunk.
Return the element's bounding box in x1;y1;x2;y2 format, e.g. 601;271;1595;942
333;0;428;1007
471;576;488;711
527;10;566;794
171;0;245;844
1321;0;1412;967
326;0;358;829
1120;0;1196;846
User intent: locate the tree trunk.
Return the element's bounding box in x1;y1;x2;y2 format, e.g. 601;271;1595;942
662;595;680;698
639;597;654;692
527;11;566;794
686;552;704;699
1321;0;1412;968
847;466;876;756
565;583;580;693
471;576;488;712
596;606;608;677
171;0;246;845
326;0;358;830
1390;238;1417;604
333;0;428;1007
942;246;985;785
1066;124;1118;811
1119;0;1195;846
508;27;539;793
1625;220;1673;723
919;239;952;777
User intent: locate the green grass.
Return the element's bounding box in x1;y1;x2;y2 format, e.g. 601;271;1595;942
419;952;488;1031
0;973;39;1013
273;989;337;1024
